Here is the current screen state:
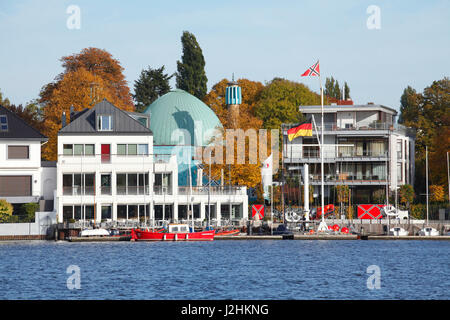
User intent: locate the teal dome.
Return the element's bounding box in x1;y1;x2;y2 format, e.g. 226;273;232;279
144;89;222;146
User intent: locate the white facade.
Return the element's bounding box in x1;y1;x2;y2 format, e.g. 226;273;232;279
284;104;415;203
0;139;56;205
56;134;249;226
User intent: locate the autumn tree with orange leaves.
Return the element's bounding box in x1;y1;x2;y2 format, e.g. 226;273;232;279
39;48;134;160
202;79;268;188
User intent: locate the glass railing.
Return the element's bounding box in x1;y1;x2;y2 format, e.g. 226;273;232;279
308;174;387;182
62;186;95;196
178;186;247;195
285;150;388;159
153;186;173;195
117;186;150;195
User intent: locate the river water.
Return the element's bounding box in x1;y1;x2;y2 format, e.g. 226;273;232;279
0;240;448;300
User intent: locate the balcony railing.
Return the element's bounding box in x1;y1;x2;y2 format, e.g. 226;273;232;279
308;174;387;182
116;186;150;195
58;153;172;164
63;186;95;196
153;186;173;195
285;150;388;159
283;121;407;133
178;186;247;196
100;186;112;195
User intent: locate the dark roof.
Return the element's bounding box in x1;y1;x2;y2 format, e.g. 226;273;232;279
0;105;47;141
59;99;152;135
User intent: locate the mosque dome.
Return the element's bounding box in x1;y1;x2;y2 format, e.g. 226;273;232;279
143;89;222;146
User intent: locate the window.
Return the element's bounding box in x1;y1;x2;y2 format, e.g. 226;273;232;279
117;144;127;155
97;115;112;131
137;117;148;128
117;144;148;156
74;144;84;156
63;144;94;156
63;173;95;195
63;144;73;155
0;115;7;131
8;146;29;159
138;144;148;155
116;173;149;195
101;205;112;220
128;144;137;155
101;174;112;195
397;140;402;159
85;144;95;156
397;163;402;182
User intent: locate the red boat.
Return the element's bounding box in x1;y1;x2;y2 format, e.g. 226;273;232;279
131;224;215;241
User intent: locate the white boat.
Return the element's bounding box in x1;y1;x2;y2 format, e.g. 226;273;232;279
419;227;439;236
389;227;409;236
383;205;409;220
285;211;302;223
80;228;110;237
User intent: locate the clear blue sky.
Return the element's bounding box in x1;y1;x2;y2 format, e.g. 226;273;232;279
0;0;449;112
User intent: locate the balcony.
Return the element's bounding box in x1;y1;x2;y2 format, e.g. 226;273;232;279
283;121;411;133
116;186;150;196
178;186;247;196
307;174;387;185
154;186;173;195
63;186;95;196
284;150;388;163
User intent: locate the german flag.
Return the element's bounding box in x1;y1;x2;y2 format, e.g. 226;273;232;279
287;122;312;141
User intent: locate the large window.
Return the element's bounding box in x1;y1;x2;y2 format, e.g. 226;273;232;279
97;115;112;131
62;173;95;195
63;144;94;156
62;205;93;221
116;204;148;220
101;174;112;195
8;146;29;159
117;144;148;156
116;173;149;195
154;173;172;194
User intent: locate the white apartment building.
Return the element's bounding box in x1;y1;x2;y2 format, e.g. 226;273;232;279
283;103;415;204
56;100;248;226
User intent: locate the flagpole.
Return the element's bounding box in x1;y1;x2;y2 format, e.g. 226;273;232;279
319;67;326;229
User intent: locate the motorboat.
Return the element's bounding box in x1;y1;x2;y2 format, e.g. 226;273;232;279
131;223;215;241
389;227;409;236
419;227;439;236
382;205;409;220
80;228;110;237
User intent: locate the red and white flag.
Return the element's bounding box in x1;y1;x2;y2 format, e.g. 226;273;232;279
301;60;320;77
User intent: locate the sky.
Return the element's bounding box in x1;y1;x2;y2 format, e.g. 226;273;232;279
0;0;449;113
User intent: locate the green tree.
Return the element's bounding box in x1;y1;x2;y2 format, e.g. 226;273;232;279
133;66;173;113
21;203;39;222
398;86;420;124
255;78;320;130
344;82;351;99
5;102;44;133
0;89;11;107
176;31;208;100
398;78;450;198
0;199;13;222
398;184;414;209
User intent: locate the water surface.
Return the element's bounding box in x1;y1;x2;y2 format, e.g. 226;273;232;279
0;240;448;299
